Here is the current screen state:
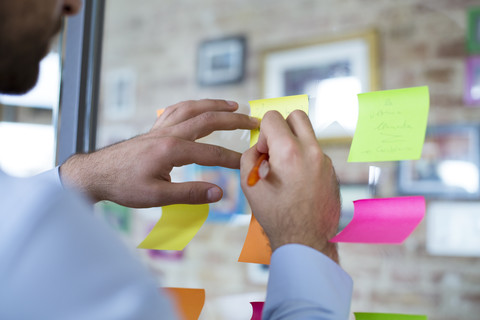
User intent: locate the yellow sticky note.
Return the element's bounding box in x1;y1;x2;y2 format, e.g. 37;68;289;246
137;204;208;251
249;94;309;146
348;86;429;162
238;94;309;265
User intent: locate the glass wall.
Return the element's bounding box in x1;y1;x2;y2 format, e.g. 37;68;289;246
95;1;480;319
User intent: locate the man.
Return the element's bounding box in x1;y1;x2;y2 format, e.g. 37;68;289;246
0;0;353;319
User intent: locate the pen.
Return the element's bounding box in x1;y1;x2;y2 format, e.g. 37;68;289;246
247;153;269;186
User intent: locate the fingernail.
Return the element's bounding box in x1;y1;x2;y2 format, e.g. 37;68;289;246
227;100;237;107
207;187;222;202
259;160;270;179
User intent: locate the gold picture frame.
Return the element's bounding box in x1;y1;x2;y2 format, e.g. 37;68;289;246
261;29;380;144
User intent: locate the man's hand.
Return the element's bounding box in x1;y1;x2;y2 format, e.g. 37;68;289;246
60;99;259;208
240;110;340;262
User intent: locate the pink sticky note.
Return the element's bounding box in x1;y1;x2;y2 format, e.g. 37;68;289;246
250;302;264;320
331;196;425;244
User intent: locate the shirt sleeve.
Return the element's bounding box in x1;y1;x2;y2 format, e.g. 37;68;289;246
36;166;63;187
0;173;178;320
263;244;353;320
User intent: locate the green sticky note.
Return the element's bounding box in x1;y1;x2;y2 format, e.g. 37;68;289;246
355;312;427;320
348;86;429;162
137;204;209;251
249;94;309;147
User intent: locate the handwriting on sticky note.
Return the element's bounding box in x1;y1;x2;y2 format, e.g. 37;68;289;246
330;196;425;244
164;288;205;320
355;312;428;320
250;302;264;320
137;204;208;251
348;86;429;162
249;94;309;146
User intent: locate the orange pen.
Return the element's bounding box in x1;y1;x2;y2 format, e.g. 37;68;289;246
247;153;269;186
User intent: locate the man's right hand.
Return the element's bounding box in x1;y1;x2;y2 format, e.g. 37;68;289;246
240;110;340;263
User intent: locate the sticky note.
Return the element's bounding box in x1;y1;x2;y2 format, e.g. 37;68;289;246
355;312;427;320
138;204;208;251
164;288;205;320
238;214;271;264
249;94;309;147
330;196;425;244
348;86;429;162
157;108;165;117
239;94;308;264
250;302;264;320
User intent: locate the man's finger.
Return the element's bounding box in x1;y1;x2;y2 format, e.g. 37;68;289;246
164;138;243;169
154;99;239;129
154;181;224;205
285;110;317;142
170;112;259;141
240;145;262;184
256;110;295;155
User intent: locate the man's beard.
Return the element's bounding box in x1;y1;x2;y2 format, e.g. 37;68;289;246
0;54;41;94
0;18;62;95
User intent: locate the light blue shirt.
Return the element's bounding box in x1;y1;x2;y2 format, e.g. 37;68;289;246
0;169;352;319
265;244;353;319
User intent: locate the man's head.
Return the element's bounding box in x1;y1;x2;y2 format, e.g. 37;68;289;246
0;0;81;94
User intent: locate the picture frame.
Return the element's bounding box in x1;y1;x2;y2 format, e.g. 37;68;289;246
397;124;480;199
169;164;248;222
467;7;480;54
427;201;480;257
196;35;246;86
261;29;379;142
191;165;248;222
464;56;480;106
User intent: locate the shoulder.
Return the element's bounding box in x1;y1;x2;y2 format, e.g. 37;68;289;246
0;171;91;257
0;170;87;222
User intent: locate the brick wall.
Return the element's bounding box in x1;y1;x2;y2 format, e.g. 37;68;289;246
98;1;480;319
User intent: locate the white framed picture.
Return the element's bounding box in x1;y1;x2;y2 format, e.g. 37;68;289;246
427;201;480;257
262;30;379;141
197;35;246;86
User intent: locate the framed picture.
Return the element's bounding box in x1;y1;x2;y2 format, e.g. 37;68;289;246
261;29;379;141
397;124;480;199
191;165;248;222
196;35;246;86
467;7;480;54
427;201;480;257
464;56;480;106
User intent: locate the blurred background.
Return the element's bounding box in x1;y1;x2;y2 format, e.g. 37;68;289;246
1;0;480;319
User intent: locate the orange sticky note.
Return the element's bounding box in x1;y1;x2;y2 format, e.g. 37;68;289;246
157;108;165;117
238;214;271;264
164;288;205;320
